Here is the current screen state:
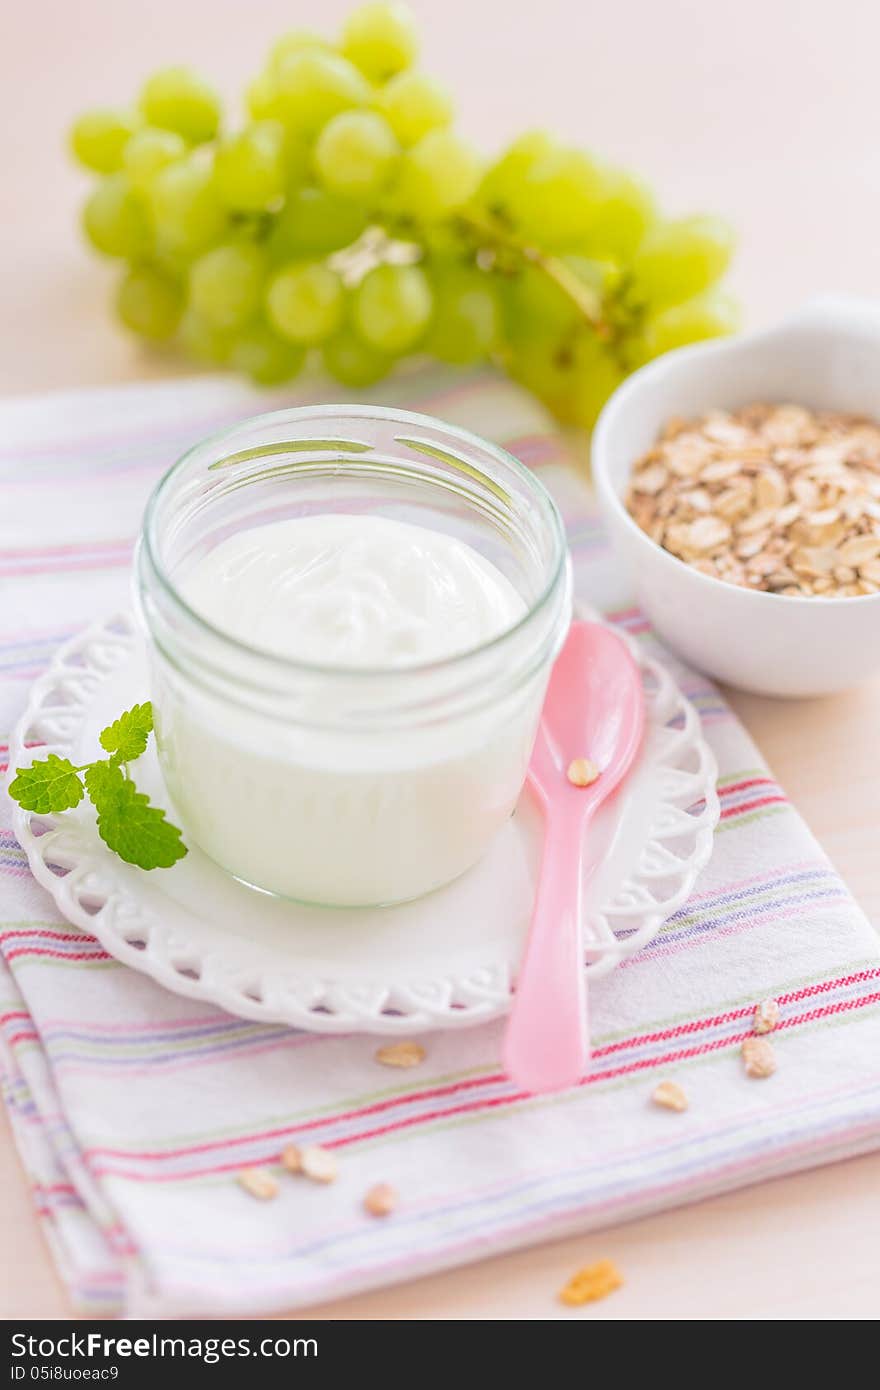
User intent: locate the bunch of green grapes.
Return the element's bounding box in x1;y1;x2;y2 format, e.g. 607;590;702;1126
69;1;737;427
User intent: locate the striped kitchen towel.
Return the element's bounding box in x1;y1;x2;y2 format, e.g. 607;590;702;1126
2;366;879;1317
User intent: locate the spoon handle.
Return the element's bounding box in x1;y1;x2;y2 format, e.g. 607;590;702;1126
502;809;589;1094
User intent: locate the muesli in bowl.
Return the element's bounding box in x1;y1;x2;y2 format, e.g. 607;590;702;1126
592;296;880;696
625;402;880;598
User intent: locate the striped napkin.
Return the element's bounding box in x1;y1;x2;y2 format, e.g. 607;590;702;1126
2;367;880;1318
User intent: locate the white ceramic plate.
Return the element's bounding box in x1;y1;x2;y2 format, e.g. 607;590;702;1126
9;613;719;1034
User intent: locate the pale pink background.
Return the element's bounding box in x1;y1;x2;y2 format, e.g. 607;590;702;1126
2;0;879;1319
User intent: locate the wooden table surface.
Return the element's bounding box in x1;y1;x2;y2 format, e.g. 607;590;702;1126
2;0;879;1321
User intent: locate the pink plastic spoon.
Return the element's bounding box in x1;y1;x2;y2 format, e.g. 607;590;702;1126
503;620;645;1094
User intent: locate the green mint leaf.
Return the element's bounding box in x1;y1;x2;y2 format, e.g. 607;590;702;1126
84;759;125;807
8;755;84;813
85;760;186;870
98;701;154;764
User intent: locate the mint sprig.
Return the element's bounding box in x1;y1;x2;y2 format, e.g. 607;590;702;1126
8;701;186;871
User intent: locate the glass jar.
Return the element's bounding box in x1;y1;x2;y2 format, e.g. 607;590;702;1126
135;405;571;907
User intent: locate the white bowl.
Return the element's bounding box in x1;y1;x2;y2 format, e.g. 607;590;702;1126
592;295;880;697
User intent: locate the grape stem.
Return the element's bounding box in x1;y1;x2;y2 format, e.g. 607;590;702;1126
456;209;613;341
333;213;617;347
338;213;614;342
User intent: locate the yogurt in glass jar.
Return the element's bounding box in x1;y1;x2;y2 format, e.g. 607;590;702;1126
135;406;571;906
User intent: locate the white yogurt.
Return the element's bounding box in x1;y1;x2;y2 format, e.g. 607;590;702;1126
181;514;526;669
154;513;545;905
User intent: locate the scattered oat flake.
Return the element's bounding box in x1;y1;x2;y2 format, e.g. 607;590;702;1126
300;1145;338;1183
631;464;668;495
754;469;787;510
687;515;731;551
651;1079;688;1112
567;757;599;787
697;458;739;480
559;1259;623;1307
736;507;779;536
753;998;780;1035
838;535;880;565
237;1167;279;1200
742;1036;777;1078
806;507;841;527
775;501;801;527
364;1182;397;1217
280;1144;302;1174
860;559;880;584
376;1040;426;1068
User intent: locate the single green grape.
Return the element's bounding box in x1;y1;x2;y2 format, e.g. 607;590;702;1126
189;242;266;331
82;175;151;258
500;256;613;347
115;265;182;340
579;170;656;262
268;186;367;259
351;263;433;353
230;321;306;385
379;71;452;147
245;73;277;123
150;157;226;256
512;147;606;248
549;336;624;430
631;216;735;308
341;2;417;82
240;97;310;182
391;129;482;221
314;110;399;201
70;109;139;173
265;262;345;345
123;127;187;194
635;289;740;363
214;122;286;212
179;308;233;365
281;131;312;187
500;262;579;338
139;67;220;144
473;131;558;224
151;239;194;282
418;220;474;261
424;266;499;364
270;50;370;136
503;328;572;402
507;328;622;430
322;326;393;387
268;30;331;72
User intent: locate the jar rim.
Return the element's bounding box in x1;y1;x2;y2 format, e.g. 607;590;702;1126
140;402;569;684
